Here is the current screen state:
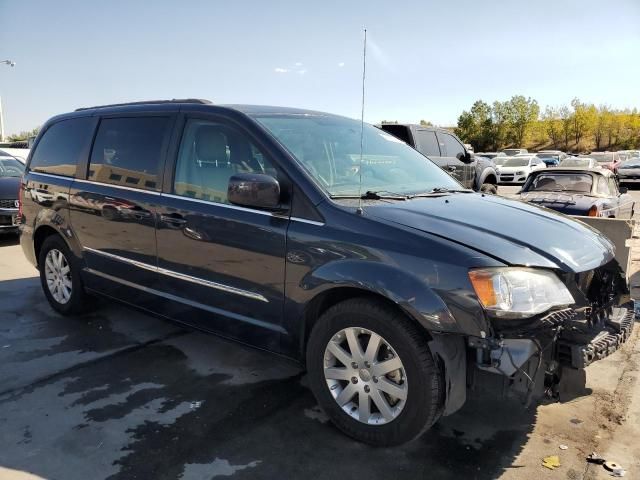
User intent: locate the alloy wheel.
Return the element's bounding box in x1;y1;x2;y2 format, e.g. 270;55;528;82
323;327;408;425
44;249;72;304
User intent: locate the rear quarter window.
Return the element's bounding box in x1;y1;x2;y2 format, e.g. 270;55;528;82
29;117;95;177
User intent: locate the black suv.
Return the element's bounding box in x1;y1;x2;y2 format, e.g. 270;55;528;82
379;124;498;193
20;100;634;446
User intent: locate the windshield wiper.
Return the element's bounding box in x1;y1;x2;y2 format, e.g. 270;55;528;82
331;190;408;200
406;187;473;198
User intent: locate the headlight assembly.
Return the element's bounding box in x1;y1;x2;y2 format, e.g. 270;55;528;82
468;268;574;318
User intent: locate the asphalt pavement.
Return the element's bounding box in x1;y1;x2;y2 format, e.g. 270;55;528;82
1;187;639;480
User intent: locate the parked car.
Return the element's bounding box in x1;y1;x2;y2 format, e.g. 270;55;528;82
501;148;528;156
558;157;599;169
379;124;498;193
617;158;640;185
536;150;568;167
475;152;506;160
0;147;29;164
617;150;640;162
20;100;633;446
586;152;622;174
0;155;25;234
518;168;634;218
496;154;545;184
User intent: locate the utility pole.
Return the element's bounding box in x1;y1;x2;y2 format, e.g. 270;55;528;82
0;60;16;142
0;96;4;142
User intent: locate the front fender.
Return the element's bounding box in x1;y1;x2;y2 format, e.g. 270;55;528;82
476;166;497;190
301;260;460;333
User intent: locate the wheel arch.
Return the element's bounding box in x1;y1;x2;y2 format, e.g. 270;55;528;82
33;224;81;268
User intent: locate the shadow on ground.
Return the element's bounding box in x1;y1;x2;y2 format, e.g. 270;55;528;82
0;276;589;480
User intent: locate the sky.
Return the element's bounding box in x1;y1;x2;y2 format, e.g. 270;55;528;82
1;0;639;135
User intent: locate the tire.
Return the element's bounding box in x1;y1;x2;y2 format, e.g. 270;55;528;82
38;235;89;315
480;183;498;194
306;298;443;446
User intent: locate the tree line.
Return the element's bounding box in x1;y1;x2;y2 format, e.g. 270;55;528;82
454;96;640;153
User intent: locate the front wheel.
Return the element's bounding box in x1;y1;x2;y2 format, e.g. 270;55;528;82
306;298;443;446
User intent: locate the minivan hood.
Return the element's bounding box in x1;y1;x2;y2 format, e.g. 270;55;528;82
366;193;614;273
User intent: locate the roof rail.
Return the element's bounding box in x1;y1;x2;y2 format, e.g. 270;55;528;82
75;98;212;111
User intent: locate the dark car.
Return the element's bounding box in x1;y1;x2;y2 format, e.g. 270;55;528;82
536;150;568;167
0;154;25;234
617;158;640;185
19;100;634;446
378;124;498;193
519;168;634;218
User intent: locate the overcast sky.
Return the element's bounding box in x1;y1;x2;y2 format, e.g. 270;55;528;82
1;0;639;135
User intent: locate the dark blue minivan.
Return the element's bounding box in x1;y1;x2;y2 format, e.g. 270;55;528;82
19;100;634;445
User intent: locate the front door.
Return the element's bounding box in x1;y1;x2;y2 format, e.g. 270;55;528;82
437;131;474;188
155;115;289;352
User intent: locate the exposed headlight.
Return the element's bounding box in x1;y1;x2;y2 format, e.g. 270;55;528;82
468;268;574;318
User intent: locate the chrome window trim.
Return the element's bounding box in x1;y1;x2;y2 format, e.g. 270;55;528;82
28;172;162;195
290;216;325;226
28;171;74;181
73;177;162;195
160;193;275;217
83;246;268;302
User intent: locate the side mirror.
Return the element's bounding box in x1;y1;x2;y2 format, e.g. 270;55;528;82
228;173;281;210
458;151;473;163
619;186;628;194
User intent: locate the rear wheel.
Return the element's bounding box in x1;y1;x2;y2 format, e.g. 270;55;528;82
306;298;443;446
480;183;498;194
38;235;89;315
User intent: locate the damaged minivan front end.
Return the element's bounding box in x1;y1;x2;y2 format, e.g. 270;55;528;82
467;257;634;404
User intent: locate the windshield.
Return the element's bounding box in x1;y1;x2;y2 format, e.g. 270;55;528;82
0;157;25;177
502;149;522;156
588;153;613;163
254;114;461;196
536;153;558;159
493;157;507;166
621;159;640;168
526;173;593;193
559;158;591;167
502;158;530;167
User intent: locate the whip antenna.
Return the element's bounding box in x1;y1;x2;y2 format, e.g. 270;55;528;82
356;28;367;215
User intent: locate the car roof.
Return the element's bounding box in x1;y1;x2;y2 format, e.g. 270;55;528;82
52;100;348;123
530;167;612;176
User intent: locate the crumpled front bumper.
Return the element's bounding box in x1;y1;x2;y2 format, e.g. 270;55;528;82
558;302;635;369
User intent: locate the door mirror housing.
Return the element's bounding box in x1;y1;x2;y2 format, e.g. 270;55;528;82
619;186;628;194
457;151;473;163
228;173;282;210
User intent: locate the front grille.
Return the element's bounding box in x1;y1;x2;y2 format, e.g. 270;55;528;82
0;199;18;209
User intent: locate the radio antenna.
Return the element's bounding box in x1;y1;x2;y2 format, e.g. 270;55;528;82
356;28;367;215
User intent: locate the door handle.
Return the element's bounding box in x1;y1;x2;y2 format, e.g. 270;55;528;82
447;166;457;171
160;213;187;226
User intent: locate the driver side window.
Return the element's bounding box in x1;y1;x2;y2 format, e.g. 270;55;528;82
173;119;277;204
440;133;465;159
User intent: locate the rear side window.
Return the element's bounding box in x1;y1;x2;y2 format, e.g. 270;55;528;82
415;130;440;157
88;117;170;191
29;117;94;177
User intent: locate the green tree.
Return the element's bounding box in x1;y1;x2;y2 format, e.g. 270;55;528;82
505;95;539;147
542;107;562;148
419;119;433;127
7;126;40;142
559;106;573;151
